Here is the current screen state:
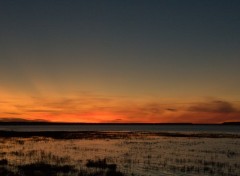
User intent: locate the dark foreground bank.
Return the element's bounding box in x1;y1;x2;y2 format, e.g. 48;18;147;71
0;130;240;139
0;158;124;176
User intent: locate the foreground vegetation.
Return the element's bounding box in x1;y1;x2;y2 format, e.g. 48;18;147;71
0;158;124;176
0;131;239;176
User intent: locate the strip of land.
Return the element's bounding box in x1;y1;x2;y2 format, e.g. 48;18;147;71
0;131;239;139
0;122;239;125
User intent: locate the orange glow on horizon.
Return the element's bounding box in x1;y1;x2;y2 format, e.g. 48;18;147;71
1;90;240;124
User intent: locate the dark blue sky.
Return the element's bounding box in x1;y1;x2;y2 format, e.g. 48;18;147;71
1;0;240;99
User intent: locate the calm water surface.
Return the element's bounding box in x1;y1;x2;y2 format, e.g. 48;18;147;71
0;124;239;133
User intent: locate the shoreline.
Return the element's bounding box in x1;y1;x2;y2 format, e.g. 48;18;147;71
0;122;240;125
0;130;240;139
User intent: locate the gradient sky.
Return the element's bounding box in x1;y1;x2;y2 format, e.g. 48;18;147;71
0;0;240;123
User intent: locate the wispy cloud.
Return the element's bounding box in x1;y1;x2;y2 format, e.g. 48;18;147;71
1;92;240;123
187;100;238;113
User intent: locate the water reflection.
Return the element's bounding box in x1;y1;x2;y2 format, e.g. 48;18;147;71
0;132;240;175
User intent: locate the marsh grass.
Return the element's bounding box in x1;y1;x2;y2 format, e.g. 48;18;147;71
0;167;19;176
0;131;240;176
86;159;117;170
0;159;124;176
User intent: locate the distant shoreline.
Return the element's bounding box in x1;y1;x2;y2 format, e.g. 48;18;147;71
0;130;240;139
0;122;239;125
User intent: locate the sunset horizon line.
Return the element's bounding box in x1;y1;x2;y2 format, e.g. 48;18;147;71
0;119;239;125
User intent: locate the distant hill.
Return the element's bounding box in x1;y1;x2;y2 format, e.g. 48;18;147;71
0;118;48;123
222;122;240;125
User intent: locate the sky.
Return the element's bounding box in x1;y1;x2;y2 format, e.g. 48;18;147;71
0;0;240;123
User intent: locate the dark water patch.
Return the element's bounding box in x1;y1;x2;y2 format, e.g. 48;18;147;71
11;160;125;176
0;131;240;140
0;167;19;176
18;163;76;176
0;131;135;139
0;159;8;165
86;159;124;176
86;158;117;170
106;169;124;176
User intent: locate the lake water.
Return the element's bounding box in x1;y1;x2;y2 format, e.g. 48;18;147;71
0;124;239;133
